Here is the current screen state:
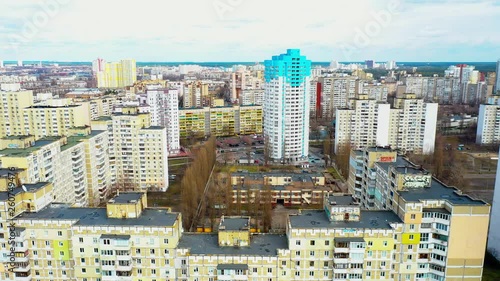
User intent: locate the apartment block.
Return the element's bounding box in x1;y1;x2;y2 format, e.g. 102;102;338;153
0;128;111;207
264;49;311;163
230;171;328;206
0;192;181;281
318;76;358;118
353;148;489;280
91;107;169;192
95;59;137;88
238;105;263;135
0;183;491;281
240;89;264;106
476;99;500;144
145;86;180;154
23;103;91;139
335;94;437;154
183;81;208;108
0;84;34;137
179;106;263;138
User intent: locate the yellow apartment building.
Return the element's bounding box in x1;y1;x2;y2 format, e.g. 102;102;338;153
91;107;169;192
239;105;263;135
0;85;34;137
23;103;91;139
179;105;263;138
348;147;491;281
97;59;137;88
0;187;491;281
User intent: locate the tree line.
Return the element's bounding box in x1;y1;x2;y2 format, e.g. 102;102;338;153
180;136;216;231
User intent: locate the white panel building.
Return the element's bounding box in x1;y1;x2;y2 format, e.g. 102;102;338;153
263;49;311;163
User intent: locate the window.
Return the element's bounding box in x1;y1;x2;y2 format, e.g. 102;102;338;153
381;271;386;277
295;272;300;277
408;245;413;250
367;272;371;277
103;239;110;245
164;238;169;244
325;251;330;256
268;268;272;273
295;251;300;256
411;214;416;219
80;248;84;253
368;241;373;246
281;261;286;266
310;240;315;246
383;241;388;246
309;261;314;267
79;237;83;243
310;251;315;256
57;231;62;236
409;235;414;240
309;271;314;277
138;269;142;274
325;240;330;246
82;269;86;273
409;224;415;230
295;240;301;246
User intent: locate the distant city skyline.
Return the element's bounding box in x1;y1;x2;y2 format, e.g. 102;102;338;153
1;0;499;62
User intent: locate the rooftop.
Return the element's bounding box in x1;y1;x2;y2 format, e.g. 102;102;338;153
326;195;356;206
109;192;144;204
142;126;165;130
1;135;34;140
94;116;112;121
220;217;250;231
217;264;249;270
25;104;82;109
289;210;402;229
100;234;131;240
0;137;61;157
377;157;487;206
178;234;288;256
15;204;179;227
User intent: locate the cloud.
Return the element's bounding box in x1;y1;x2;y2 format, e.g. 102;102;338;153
0;0;498;61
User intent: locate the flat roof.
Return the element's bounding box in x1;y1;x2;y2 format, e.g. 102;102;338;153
25;105;81;109
1;135;34;140
377;157;487;206
110;193;144;204
327;195;355;206
0;189;23;201
216;264;249;270
423;208;451;214
0;137;61;157
143;126;165;130
15;204;179;227
23;182;50;192
220;217;249;231
100;234;131;240
178;234;288;256
335;237;365;243
289;210;402;229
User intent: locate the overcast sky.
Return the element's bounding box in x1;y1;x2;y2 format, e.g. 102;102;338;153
1;0;499;62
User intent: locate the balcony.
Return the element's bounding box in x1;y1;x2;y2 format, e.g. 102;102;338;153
12;263;31;272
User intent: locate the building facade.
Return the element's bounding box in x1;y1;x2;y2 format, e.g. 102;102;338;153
95;59;137;88
335;94;437;154
476;100;500;144
264;49;311;163
0;188;489;281
91;107;169;192
179;106;263;138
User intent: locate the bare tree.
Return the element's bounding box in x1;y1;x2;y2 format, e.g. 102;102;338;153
334;142;352;178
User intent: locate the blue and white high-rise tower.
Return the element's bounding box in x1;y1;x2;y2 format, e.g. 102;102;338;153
263;49;311;163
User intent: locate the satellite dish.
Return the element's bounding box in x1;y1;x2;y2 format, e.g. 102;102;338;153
22;185;27;192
